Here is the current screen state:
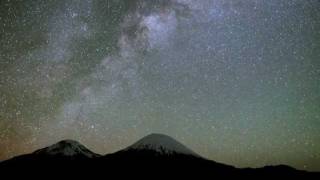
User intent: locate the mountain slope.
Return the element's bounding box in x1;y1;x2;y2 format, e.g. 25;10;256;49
123;133;200;156
0;139;100;171
0;134;318;178
33;139;100;158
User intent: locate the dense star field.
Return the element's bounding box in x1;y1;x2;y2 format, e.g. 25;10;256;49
0;0;319;171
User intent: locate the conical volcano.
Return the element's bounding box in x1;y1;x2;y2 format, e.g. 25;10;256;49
124;133;200;157
33;139;100;158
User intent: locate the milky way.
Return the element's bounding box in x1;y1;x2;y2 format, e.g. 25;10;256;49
0;0;320;171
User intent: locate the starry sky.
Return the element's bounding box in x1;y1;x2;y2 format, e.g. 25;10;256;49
0;0;320;171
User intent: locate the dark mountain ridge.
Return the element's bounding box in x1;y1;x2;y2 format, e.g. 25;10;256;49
0;134;318;178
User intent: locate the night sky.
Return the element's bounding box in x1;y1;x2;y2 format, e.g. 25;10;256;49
1;0;320;171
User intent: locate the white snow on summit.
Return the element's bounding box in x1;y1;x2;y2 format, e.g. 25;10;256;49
33;139;100;158
125;133;200;157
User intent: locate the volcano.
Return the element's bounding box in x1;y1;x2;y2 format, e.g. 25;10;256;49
33;139;101;158
0;134;318;178
123;133;200;156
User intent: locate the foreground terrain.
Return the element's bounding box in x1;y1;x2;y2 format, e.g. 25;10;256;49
0;134;318;178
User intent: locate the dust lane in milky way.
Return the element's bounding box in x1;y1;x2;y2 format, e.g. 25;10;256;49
0;0;320;171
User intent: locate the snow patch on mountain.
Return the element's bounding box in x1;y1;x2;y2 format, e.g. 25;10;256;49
125;133;200;157
33;139;100;158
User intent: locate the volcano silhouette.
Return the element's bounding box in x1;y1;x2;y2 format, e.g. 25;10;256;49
0;133;318;178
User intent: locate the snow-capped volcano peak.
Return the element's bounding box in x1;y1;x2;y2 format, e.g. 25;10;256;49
125;133;200;157
33;139;100;158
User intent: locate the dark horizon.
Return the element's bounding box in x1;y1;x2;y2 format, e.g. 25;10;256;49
0;0;319;172
1;133;319;173
1;133;318;173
